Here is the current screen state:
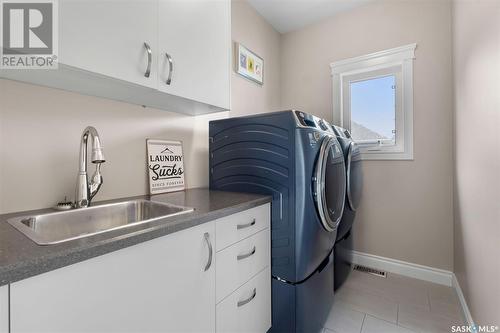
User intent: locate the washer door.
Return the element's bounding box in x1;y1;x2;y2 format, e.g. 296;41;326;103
346;142;363;211
314;136;346;232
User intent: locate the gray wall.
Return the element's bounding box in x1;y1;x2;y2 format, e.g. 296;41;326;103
279;0;454;270
452;0;500;324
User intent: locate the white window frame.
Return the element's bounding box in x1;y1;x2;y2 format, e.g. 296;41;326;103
330;44;416;160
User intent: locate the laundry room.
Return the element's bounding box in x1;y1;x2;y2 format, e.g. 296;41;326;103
0;0;498;333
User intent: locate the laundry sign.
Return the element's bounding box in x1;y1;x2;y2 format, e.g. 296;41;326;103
146;139;185;194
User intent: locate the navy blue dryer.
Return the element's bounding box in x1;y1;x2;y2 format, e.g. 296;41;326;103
209;111;346;333
331;125;364;291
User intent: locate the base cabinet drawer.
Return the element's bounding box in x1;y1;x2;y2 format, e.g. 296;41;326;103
216;228;270;303
216;203;270;251
216;267;271;333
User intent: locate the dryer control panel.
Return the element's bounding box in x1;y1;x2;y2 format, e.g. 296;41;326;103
333;125;352;139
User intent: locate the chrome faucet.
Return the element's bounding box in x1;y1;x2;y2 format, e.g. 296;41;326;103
75;126;105;208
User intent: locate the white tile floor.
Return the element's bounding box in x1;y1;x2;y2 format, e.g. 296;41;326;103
324;270;466;333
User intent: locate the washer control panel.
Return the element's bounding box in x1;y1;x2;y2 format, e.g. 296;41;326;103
294;110;316;127
293;110;334;132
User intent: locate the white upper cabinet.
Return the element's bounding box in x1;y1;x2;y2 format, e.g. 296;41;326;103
0;0;230;114
59;0;158;89
158;0;231;109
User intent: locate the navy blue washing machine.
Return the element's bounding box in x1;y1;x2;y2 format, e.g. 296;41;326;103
331;125;363;290
209;111;346;333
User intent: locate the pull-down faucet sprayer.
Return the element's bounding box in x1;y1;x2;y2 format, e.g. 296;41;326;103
75;126;105;208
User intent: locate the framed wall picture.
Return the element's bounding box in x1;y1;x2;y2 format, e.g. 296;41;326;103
146;139;185;194
235;42;264;85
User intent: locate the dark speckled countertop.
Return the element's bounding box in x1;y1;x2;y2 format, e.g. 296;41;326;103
0;188;271;286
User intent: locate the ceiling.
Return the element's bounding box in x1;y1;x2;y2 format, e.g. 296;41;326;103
246;0;372;34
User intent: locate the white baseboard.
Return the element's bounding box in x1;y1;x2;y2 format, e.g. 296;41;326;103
350;250;453;286
452;274;475;326
349;250;475;325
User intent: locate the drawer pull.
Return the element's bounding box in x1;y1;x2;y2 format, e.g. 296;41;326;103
237;246;256;261
237;288;257;307
204;232;213;272
237;219;256;230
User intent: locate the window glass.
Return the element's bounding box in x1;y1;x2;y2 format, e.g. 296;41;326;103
350;75;396;144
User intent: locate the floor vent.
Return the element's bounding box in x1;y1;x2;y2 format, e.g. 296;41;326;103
353;264;387;278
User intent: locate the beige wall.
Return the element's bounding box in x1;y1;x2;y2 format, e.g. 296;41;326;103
452;0;500;324
0;79;227;214
280;1;454;270
231;0;281;116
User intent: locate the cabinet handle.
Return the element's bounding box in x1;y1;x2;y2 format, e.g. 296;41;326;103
165;52;173;85
237;246;256;261
203;232;213;272
237;219;256;230
143;42;152;78
237;288;257;307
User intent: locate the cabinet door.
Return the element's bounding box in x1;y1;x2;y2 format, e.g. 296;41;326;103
158;0;231;109
0;285;7;333
59;0;158;88
10;222;216;333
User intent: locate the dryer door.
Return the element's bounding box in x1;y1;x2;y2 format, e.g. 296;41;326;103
314;136;346;232
346;142;363;211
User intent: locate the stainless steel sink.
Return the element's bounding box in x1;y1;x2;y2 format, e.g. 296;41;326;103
7;200;194;245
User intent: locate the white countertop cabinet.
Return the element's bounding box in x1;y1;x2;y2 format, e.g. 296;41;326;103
10;221;216;333
7;204;271;333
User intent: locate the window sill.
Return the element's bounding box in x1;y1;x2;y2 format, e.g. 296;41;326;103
359;150;414;161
